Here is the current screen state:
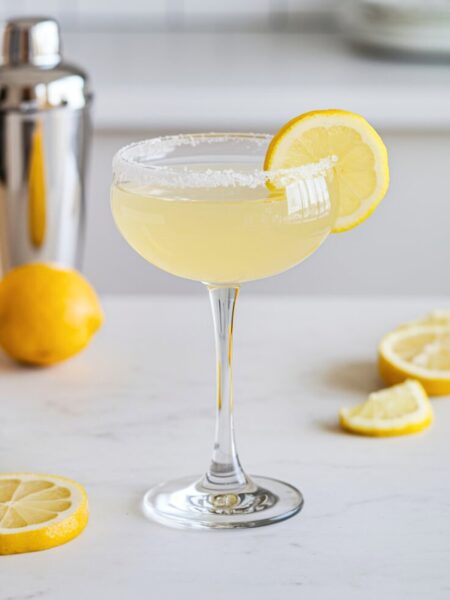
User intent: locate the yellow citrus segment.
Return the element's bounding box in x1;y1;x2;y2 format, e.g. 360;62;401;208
339;380;432;437
379;323;450;396
0;474;88;555
264;109;389;232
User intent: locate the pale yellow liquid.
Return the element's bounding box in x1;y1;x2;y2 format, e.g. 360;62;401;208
111;163;336;284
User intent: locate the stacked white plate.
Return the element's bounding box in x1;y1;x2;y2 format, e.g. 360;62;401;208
339;0;450;56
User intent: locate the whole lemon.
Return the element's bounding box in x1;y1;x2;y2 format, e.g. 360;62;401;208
0;263;103;366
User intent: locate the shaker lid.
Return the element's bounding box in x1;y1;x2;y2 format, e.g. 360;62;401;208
1;17;61;68
0;17;91;111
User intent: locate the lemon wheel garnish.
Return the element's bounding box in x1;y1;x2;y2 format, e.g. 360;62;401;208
339;380;432;437
0;474;88;555
264;109;389;232
379;324;450;396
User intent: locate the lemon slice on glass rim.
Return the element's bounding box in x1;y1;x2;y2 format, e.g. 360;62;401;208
264;109;390;232
339;379;433;437
0;473;88;555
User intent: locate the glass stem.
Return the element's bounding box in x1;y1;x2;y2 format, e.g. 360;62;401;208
203;285;249;491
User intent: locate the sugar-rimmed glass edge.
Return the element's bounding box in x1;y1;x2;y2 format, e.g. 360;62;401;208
112;132;337;189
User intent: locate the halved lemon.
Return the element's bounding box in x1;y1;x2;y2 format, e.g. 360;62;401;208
339;380;432;436
264;109;389;232
379;324;450;396
0;473;88;555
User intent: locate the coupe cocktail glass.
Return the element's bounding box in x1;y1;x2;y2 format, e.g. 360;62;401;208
111;134;338;529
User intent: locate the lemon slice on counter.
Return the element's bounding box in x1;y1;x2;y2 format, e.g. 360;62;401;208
264;109;389;232
339;380;432;437
379;324;450;396
0;473;88;555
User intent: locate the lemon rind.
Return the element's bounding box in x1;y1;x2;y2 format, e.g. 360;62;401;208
264;109;389;233
339;380;433;437
0;473;88;555
339;411;433;437
379;325;450;387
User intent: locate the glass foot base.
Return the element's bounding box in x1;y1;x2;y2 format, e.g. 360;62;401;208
142;475;303;529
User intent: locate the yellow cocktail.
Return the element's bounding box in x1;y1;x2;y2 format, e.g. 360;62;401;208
111;133;338;530
112;162;336;284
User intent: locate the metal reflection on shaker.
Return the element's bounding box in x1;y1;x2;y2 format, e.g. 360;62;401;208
0;17;92;275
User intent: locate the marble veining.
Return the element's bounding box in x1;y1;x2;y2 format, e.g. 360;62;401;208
1;295;450;600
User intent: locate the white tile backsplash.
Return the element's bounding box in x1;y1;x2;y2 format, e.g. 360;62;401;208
183;0;272;16
1;0;68;20
76;0;166;16
1;0;334;29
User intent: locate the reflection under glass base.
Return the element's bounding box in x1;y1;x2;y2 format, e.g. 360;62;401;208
142;475;303;530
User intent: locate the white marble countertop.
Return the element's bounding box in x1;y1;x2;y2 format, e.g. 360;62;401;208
63;32;450;132
1;295;450;599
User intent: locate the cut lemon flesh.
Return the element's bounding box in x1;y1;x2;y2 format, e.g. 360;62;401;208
339;380;432;436
0;473;88;555
379;324;450;396
264;109;389;232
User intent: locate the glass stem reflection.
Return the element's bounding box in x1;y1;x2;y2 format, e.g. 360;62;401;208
204;285;249;492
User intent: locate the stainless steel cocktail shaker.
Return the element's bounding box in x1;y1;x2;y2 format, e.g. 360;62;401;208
0;17;92;274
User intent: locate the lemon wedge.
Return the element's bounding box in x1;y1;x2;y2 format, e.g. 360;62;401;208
379;324;450;396
0;473;88;555
339;380;432;436
264;109;389;232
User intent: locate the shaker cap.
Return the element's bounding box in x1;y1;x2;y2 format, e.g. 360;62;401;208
1;17;61;67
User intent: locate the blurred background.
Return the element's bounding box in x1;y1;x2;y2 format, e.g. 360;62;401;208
2;0;449;295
